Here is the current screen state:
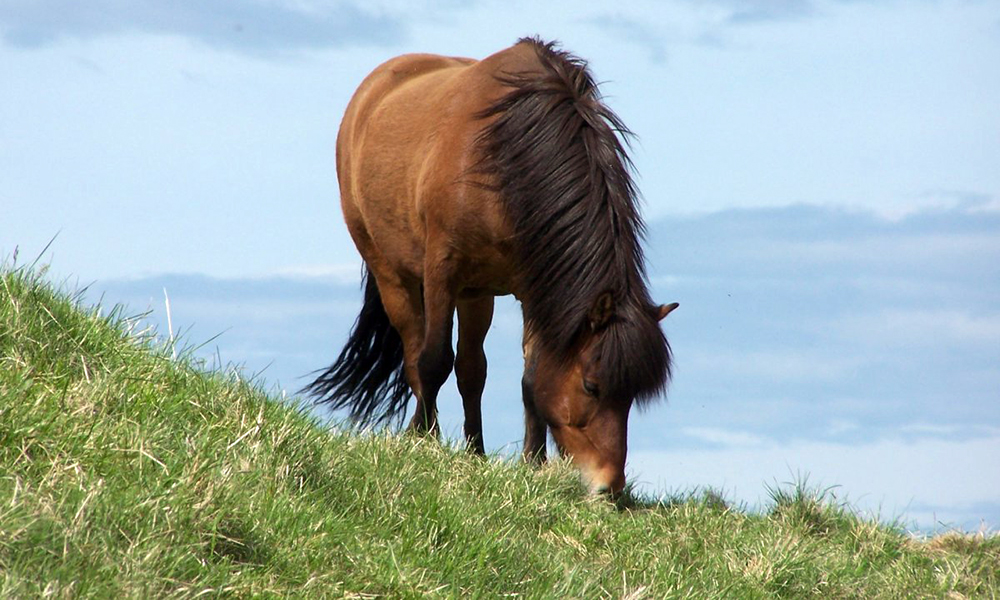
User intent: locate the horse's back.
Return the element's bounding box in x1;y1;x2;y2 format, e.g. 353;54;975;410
338;43;539;291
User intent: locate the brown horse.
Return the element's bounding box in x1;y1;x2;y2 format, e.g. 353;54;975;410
306;37;677;494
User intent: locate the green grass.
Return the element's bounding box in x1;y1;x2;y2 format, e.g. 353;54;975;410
1;263;997;598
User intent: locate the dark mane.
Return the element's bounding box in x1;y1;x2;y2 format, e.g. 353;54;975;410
475;37;672;404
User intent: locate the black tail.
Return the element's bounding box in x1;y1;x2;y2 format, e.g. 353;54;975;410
302;268;410;426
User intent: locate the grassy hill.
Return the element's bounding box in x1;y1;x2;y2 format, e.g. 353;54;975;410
1;264;997;598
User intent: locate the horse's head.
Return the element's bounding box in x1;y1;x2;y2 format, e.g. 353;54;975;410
526;296;678;494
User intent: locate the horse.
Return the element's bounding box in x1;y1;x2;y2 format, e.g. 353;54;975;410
305;37;677;494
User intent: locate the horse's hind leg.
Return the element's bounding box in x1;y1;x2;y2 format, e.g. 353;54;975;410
411;258;457;435
342;220;426;410
371;273;425;401
455;297;494;455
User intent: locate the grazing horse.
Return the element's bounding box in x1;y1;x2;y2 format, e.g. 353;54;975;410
306;37;677;494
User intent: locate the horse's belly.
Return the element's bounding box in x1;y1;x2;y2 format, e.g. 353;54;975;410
457;286;511;300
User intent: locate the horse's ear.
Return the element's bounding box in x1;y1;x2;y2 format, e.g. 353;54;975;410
588;292;615;331
655;302;679;322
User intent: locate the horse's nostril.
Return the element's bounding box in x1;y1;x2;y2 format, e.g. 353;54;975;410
591;483;612;495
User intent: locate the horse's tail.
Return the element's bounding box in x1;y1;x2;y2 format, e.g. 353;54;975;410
302;267;410;426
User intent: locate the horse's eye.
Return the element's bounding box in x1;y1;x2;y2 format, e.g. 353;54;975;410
583;380;599;397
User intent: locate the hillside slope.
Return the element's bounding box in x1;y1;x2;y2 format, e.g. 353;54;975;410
1;265;997;598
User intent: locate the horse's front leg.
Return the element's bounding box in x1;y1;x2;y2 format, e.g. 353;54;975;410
455;297;494;455
410;260;456;436
521;328;547;464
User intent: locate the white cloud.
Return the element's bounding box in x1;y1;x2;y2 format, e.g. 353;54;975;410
834;309;1000;348
896;423;1000;439
825;419;860;436
683;348;867;384
0;0;405;52
681;426;768;447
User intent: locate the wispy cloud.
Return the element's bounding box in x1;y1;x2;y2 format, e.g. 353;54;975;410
718;0;817;24
585;14;668;64
673;0;948;49
681;426;769;447
684;348;869;384
0;0;406;53
685;0;920;27
914;189;1000;215
834;309;1000;348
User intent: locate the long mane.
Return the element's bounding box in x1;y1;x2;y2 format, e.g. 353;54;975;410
475;37;672;404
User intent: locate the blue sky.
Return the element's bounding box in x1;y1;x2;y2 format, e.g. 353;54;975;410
2;0;999;531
